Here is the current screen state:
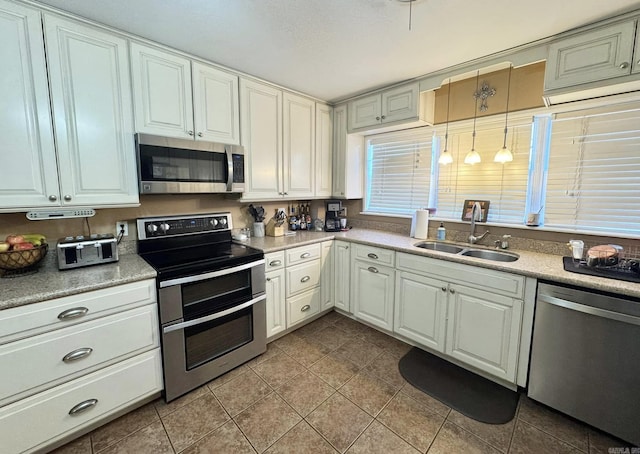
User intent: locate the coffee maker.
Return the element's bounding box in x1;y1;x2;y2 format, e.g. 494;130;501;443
324;200;346;232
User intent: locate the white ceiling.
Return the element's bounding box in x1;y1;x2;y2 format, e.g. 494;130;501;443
36;0;640;102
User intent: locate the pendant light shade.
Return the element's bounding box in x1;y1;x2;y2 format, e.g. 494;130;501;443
464;71;481;165
438;78;453;165
495;65;514;164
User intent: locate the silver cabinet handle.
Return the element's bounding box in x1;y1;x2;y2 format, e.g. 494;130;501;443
266;277;271;282
441;286;447;292
49;195;58;202
368;266;378;273
269;260;282;267
58;307;89;320
187;130;194;136
367;253;378;259
339;245;349;249
300;275;310;283
197;132;203;137
619;62;630;69
300;252;311;259
449;288;455;294
63;195;72;201
301;304;311;312
381;115;386;119
68;399;98;416
376;116;380;120
62;347;93;363
283;192;288;195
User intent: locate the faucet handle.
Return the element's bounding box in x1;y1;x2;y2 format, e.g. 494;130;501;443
500;235;511;249
494;240;501;249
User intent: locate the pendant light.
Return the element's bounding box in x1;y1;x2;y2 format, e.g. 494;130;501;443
464;71;481;165
438;78;453;165
495;65;514;163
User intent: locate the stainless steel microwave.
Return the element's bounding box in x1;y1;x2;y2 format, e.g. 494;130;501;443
135;134;245;194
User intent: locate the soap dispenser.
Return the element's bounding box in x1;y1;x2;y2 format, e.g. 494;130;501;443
437;222;446;240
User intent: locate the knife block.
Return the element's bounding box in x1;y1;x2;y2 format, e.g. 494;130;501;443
266;218;285;237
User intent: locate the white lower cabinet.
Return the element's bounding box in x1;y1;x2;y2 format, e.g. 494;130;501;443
265;267;286;338
320;241;334;311
333;241;351;312
287;288;321;326
0;279;161;453
351;245;395;331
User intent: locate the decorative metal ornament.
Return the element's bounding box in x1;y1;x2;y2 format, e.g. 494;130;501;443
473;81;496;111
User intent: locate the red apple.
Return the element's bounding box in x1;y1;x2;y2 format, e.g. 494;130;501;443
12;242;34;250
6;234;24;245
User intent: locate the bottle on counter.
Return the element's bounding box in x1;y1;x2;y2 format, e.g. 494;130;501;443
437;222;446;241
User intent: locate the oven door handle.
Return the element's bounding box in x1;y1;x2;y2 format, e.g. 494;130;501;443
163;294;266;333
159;259;266;288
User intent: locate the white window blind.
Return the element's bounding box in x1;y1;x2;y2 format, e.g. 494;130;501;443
364;129;434;216
436;117;532;224
544;101;640;235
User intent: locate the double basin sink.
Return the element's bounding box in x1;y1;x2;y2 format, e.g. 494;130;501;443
414;241;519;262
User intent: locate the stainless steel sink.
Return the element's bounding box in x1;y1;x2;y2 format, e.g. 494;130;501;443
459;249;519;262
414;241;466;254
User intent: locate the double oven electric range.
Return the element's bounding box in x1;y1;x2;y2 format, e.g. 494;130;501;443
137;213;266;402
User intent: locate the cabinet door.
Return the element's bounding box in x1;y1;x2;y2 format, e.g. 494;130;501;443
394;271;446;352
634;23;640;75
266;268;286;338
320;241;334;310
348;93;381;131
44;15;139;207
283;92;315;198
315;103;333;197
381;84;419;124
192;62;240;144
332;104;347;198
445;284;523;382
334;241;351;312
352;260;395;331
545;20;636;90
0;1;58;210
130;42;194;139
240;79;283;200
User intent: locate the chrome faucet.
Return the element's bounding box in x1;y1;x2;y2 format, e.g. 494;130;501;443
468;202;490;244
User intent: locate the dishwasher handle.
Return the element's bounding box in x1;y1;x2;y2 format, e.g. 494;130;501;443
538;293;640;327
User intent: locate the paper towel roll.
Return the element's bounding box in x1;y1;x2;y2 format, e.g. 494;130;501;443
411;209;429;239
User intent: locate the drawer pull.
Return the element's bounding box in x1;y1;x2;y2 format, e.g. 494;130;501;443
57;307;89;320
300;275;311;283
441;287;447;292
367;253;378;260
449;288;455;294
368;266;379;273
62;347;93;363
269;260;282;267
68;399;98;416
300;252;311;259
301;304;311;312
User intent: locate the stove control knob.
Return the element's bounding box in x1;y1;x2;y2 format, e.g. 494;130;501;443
218;217;227;227
210;218;218;227
147;223;158;234
160;223;170;232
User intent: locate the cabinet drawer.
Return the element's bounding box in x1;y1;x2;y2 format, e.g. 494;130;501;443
287;289;320;326
285;243;321;266
396;252;524;299
265;250;285;271
0;349;162;454
0;304;159;407
353;244;395;266
286;260;321;297
0;279;156;345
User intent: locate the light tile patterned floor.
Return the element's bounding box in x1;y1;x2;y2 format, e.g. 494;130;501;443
52;311;633;454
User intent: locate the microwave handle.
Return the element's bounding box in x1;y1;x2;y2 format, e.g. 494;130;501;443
226;146;234;191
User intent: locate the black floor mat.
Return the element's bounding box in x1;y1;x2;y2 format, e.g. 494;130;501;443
398;347;518;424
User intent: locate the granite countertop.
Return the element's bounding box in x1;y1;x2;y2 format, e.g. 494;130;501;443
0;254;156;311
243;229;640;299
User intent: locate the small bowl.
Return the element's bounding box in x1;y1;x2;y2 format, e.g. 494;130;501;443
0;244;48;270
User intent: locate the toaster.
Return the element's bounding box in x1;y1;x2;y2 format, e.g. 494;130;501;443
57;234;119;270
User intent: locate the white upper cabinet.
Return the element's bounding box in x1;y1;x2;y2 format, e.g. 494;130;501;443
130;43;193;138
0;1;58;210
43;14;139;207
130;43;240;144
349;93;382;131
545;19;637;91
192;61;240;144
283;92;315;198
332;104;364;199
240;79;283;199
315;103;333;198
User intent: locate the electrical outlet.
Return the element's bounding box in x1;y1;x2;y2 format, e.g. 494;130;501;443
115;221;129;237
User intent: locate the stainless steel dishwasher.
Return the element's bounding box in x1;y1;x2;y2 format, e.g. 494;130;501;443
528;282;640;445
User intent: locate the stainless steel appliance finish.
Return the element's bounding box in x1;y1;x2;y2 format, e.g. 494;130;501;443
137;213;266;402
528;282;640;445
136;133;245;194
56;234;118;270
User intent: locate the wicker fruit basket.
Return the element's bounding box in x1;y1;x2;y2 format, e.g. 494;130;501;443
0;244;48;270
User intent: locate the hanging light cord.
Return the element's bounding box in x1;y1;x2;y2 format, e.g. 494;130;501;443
471;70;479;150
503;66;512;149
409;0;413;30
